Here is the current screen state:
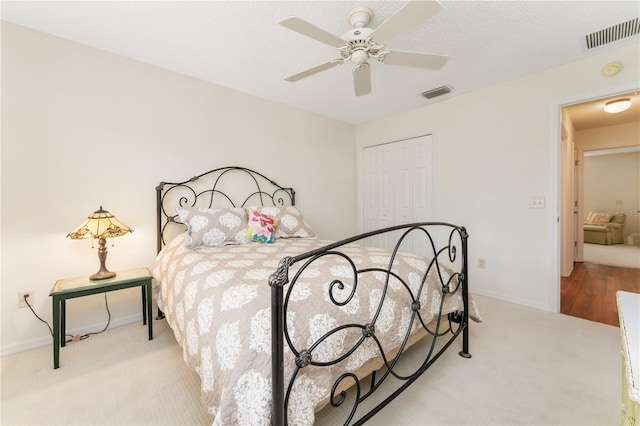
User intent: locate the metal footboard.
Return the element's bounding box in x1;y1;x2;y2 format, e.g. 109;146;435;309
269;222;470;426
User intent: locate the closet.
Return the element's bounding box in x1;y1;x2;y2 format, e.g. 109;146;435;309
362;135;435;256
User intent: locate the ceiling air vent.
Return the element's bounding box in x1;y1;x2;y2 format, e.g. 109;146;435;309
421;85;452;99
585;17;640;50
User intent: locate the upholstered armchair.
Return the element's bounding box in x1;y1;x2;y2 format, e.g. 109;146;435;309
584;212;626;245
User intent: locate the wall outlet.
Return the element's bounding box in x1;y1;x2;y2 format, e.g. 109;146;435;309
477;258;486;269
18;291;34;308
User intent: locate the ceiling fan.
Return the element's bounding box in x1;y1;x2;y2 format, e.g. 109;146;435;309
280;0;449;96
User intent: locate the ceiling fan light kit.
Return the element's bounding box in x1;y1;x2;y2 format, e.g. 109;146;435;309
280;0;449;96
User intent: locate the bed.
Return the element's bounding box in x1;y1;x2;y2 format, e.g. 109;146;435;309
153;166;479;425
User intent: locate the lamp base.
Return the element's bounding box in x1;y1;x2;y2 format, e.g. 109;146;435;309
90;269;116;281
90;237;116;280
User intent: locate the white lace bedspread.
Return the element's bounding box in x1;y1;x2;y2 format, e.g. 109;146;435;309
153;234;479;425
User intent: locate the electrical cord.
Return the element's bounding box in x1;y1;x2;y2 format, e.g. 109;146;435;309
23;293;111;343
86;293;111;336
24;295;54;337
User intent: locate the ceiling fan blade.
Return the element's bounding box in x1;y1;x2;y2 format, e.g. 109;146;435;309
285;61;340;82
280;17;345;47
382;50;449;69
353;63;371;96
371;0;442;45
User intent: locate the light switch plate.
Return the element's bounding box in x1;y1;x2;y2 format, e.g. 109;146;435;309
529;196;545;208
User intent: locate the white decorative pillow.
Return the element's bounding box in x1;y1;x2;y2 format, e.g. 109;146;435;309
249;206;315;238
176;207;250;248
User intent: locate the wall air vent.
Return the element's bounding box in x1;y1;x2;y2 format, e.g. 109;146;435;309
421;85;452;99
585;17;640;50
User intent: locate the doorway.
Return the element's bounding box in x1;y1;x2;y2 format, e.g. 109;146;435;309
558;90;640;325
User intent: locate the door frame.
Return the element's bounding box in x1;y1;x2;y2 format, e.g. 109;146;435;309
551;82;639;313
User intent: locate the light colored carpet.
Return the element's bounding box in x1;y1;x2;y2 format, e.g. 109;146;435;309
1;318;211;425
1;295;622;425
583;242;640;268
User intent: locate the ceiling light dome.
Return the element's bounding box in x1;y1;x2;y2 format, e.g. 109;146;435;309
604;98;632;113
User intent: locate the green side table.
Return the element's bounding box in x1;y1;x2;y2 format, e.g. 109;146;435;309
49;267;153;369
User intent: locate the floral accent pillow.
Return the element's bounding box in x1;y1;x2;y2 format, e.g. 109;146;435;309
176;207;250;248
245;209;278;243
249;206;315;238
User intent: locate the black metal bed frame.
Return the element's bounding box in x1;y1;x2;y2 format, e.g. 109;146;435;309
156;166;295;253
156;166;471;426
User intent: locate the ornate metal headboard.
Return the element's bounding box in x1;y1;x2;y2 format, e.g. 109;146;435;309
156;166;295;252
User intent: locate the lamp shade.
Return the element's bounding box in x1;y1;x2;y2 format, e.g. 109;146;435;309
67;206;133;240
604;98;632;114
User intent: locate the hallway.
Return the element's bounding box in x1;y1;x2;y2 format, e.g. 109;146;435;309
561;261;640;326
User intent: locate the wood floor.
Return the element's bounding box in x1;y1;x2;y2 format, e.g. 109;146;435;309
561;262;640;327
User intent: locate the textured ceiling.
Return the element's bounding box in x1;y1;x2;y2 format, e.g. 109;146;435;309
2;1;639;125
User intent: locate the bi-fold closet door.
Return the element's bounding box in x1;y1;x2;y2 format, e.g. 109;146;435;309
362;135;435;256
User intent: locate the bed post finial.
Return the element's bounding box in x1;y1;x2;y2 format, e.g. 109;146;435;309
269;257;293;288
459;226;469;240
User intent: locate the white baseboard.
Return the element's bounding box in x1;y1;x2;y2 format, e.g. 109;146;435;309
471;289;552;312
0;313;145;357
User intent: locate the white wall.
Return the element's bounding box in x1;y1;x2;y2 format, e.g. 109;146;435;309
356;42;640;311
1;23;356;355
